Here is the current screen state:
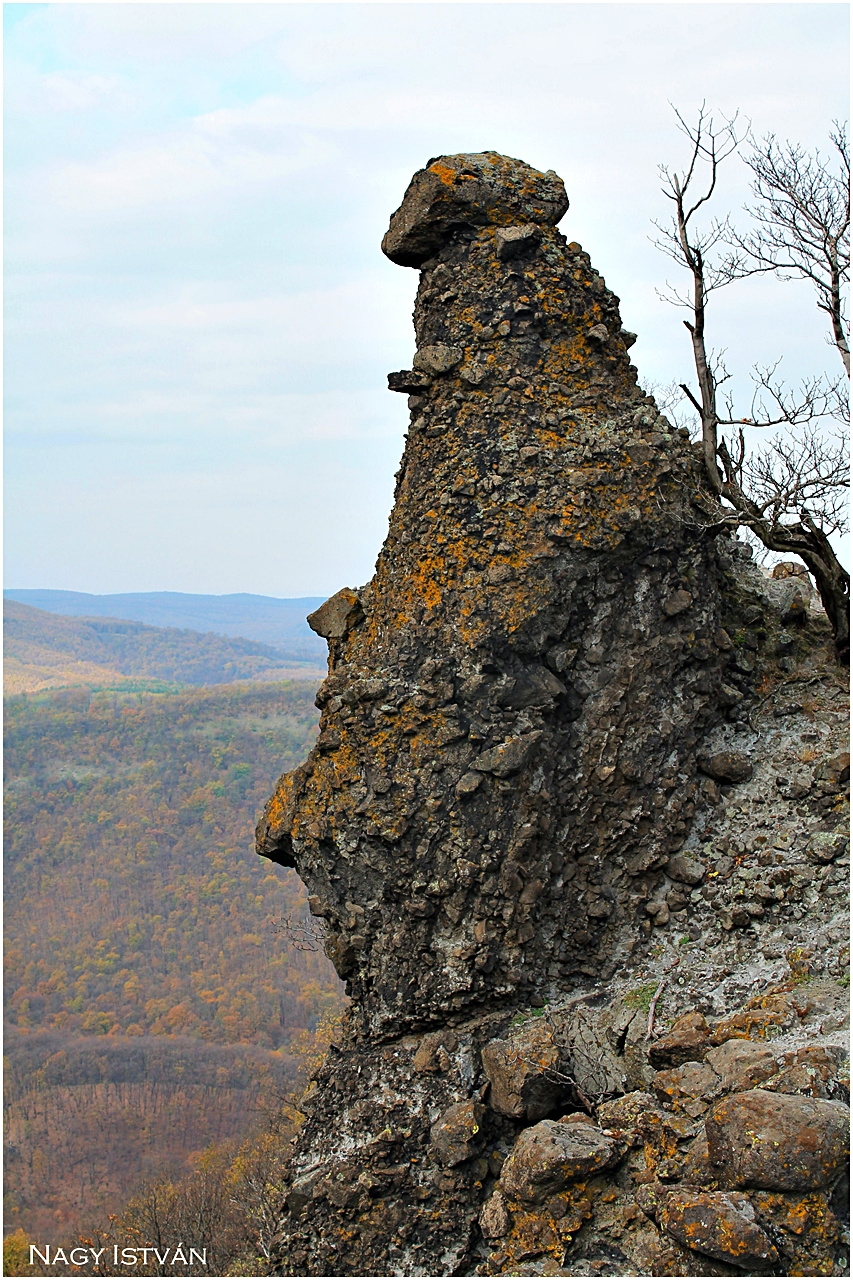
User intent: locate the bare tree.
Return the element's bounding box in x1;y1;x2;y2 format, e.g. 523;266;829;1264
653;105;850;663
728;123;850;376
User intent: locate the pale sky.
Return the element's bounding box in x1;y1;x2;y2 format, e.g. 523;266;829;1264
4;2;849;596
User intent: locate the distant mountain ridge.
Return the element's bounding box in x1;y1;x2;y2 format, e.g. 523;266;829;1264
3;600;325;694
4;589;327;658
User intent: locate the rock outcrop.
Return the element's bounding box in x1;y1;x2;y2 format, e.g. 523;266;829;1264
256;153;849;1276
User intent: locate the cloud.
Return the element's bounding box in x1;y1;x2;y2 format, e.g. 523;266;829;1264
35;104;336;215
24;68;131;113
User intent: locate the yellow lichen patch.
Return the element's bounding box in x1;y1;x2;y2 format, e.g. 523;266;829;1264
711;993;796;1042
642;1113;679;1171
428;161;457;187
752;1191;841;1276
261;765;304;840
496;1195;589;1272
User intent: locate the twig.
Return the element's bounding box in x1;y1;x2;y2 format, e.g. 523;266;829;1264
747;674;828;729
645;978;669;1042
645;956;682;1042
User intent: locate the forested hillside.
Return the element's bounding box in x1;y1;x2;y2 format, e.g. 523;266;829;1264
4;600;324;695
4;1031;296;1243
4;680;342;1238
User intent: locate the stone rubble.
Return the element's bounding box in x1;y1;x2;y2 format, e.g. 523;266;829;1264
256;153;849;1276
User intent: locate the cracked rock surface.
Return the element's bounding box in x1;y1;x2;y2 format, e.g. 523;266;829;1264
256;153;849;1276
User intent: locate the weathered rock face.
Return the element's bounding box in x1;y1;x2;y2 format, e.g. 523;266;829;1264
255;154;849;1277
257;151;742;1043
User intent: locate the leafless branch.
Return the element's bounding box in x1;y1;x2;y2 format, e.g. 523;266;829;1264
718;364;848;430
652;105;850;661
272;911;327;953
740;426;850;536
722;122;850;375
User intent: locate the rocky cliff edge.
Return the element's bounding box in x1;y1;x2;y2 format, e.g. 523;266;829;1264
255;153;849;1277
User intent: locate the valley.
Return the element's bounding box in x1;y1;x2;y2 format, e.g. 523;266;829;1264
3;614;342;1243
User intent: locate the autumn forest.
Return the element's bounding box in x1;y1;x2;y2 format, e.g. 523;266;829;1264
4;670;343;1258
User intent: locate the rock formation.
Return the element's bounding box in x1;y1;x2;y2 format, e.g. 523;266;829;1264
256;153;849;1276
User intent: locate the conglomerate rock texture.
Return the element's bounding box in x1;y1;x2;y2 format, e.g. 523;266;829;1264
256;154;849;1276
258;151;737;1039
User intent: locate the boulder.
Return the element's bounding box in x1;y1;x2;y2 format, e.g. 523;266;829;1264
658;1189;779;1271
597;1091;659;1146
499;1117;622;1204
704;1040;778;1093
652;1061;722;1110
552;1001;629;1100
648;1011;712;1069
706;1089;850;1191
482;1019;568;1120
307;588;363;639
381;152;568;267
681;1130;716;1186
763;1046;847;1101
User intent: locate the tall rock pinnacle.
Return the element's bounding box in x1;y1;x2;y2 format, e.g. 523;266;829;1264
258;151;727;1042
253;154;786;1275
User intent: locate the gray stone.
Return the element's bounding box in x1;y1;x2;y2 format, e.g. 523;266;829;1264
476;733;542;778
806;830;849;864
495;224;540;260
667;854;705;886
413;343;463;374
663;589;693;617
286;1168;325;1215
